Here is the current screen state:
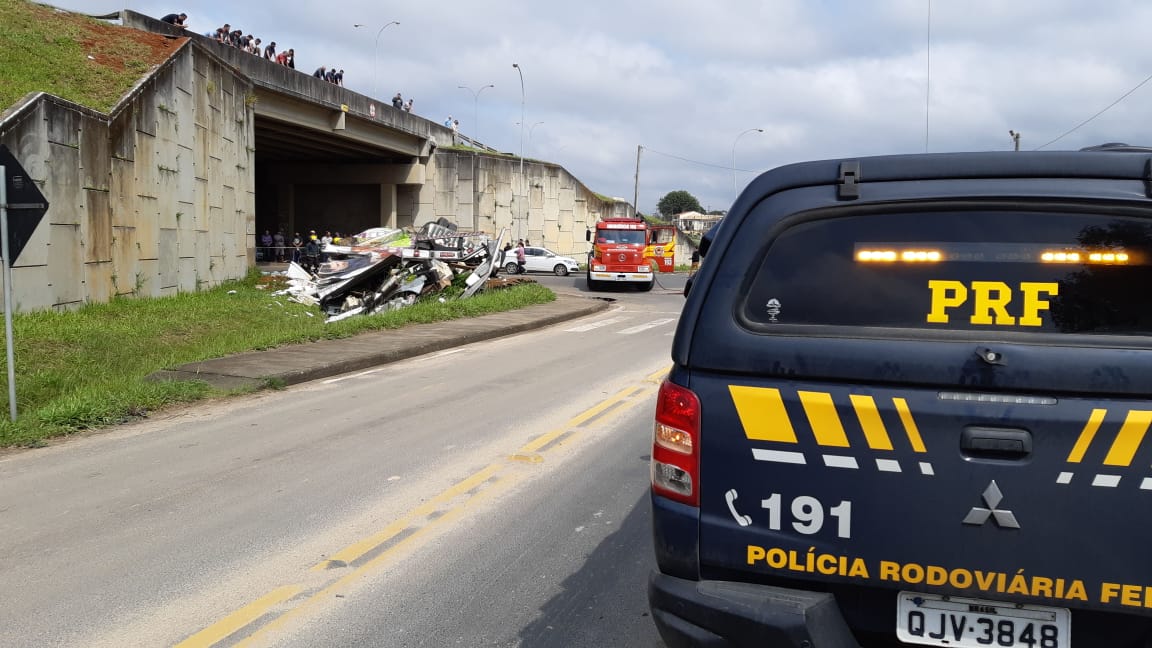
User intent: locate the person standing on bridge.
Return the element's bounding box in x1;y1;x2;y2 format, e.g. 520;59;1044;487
263;41;276;60
403;98;413;112
313;66;326;79
392;93;403;109
160;13;187;27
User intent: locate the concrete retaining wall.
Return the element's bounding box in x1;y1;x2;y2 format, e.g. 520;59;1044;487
0;39;254;312
420;151;627;258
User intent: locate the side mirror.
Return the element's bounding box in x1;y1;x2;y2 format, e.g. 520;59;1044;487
699;223;717;258
585;229;592;242
683;274;694;298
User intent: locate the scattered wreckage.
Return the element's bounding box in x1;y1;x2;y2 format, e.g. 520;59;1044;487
274;220;512;322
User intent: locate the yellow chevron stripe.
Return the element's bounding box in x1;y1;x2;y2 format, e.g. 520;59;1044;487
729;385;797;443
893;398;926;453
1104;410;1152;467
798;391;850;448
850;394;894;451
1066;409;1106;463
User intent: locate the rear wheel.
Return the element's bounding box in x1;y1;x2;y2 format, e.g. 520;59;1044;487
504;262;519;275
553;264;570;276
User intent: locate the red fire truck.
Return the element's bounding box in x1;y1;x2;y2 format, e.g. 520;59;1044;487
586;217;656;291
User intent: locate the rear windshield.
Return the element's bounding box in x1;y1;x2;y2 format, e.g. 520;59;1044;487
743;209;1152;334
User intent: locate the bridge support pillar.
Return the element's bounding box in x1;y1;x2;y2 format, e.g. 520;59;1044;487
380;184;397;230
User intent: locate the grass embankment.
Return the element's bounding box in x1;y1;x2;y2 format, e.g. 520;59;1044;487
0;272;555;447
0;0;180;113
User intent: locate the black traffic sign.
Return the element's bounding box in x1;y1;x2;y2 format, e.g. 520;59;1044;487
0;144;49;264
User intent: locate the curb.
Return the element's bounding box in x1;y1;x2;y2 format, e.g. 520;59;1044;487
149;296;612;390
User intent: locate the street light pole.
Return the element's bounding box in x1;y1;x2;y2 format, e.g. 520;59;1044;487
354;21;399;99
458;84;494;145
732;127;764;199
516;121;544;155
513;63;525;241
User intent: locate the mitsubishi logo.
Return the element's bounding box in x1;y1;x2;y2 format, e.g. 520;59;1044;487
963;480;1020;529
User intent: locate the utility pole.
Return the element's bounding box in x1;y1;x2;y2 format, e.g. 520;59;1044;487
1009;130;1021;151
633;145;642;218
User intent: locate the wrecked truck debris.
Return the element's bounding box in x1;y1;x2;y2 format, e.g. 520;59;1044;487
273;222;510;322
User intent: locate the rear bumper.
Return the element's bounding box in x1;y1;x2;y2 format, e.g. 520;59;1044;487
648;571;861;648
589;271;652;282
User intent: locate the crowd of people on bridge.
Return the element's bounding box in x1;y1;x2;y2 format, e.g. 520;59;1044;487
159;13;425;115
166;13;356;86
392;93;414;113
313;66;345;87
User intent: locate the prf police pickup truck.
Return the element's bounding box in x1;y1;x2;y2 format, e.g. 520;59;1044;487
650;148;1152;647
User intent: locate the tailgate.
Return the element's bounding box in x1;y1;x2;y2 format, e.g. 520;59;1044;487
696;374;1152;615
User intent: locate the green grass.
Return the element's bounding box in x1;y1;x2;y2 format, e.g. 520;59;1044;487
0;271;555;447
0;0;167;112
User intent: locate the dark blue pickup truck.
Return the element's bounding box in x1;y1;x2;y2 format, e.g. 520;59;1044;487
650;148;1152;647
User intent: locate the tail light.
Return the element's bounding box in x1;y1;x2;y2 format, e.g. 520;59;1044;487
652;380;701;506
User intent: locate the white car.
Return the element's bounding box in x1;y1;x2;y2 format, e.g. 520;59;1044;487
502;246;581;276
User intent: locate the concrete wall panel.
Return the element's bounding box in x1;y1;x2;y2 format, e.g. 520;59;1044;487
195;230;211;287
134;79;157;137
110;105;135;161
135;195;160;260
44;102;80;148
7;264;54;312
134;133;158;200
178;256;197;292
79;114;110;191
84;259;113;303
46;142;82;227
83;189;111;263
158;228;177;289
47;224;81;305
156;168;180;230
136;258;159;297
110;157;136;228
111;225;138;296
193;123;208;180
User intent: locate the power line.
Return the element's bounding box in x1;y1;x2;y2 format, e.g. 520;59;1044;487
644;146;756;172
1036;70;1152;150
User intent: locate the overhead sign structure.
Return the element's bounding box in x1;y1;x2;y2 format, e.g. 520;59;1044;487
0;144;50;420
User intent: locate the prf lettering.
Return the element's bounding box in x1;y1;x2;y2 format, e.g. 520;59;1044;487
927;280;1059;327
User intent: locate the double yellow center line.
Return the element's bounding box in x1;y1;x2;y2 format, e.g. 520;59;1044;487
175;366;668;648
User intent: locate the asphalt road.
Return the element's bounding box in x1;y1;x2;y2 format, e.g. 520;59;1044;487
0;273;688;647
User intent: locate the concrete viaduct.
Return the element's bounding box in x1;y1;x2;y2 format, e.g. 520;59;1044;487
0;10;627;312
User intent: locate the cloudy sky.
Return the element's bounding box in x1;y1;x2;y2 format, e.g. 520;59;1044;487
52;0;1152;214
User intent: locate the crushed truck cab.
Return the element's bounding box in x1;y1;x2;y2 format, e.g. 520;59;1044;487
650;148;1152;647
